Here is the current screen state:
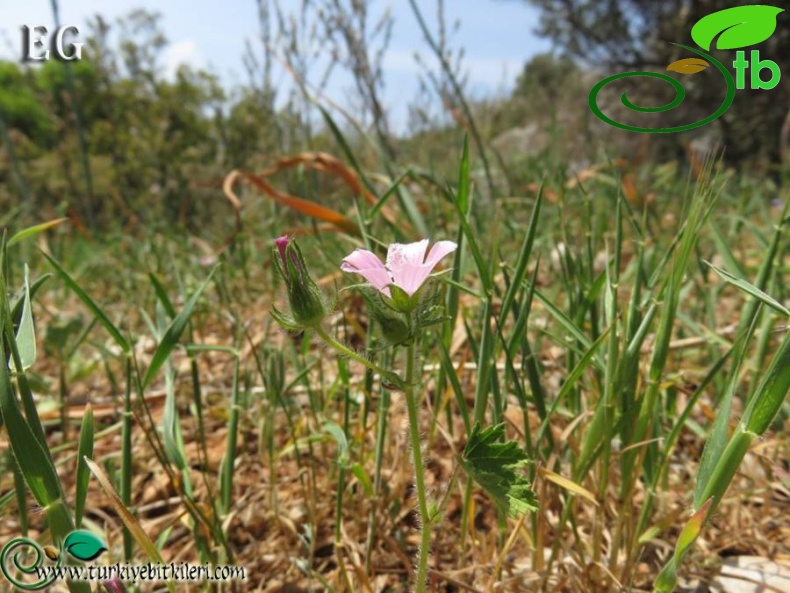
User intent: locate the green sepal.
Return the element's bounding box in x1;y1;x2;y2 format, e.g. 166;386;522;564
269;305;305;332
384;283;420;314
271;239;328;328
361;287;413;346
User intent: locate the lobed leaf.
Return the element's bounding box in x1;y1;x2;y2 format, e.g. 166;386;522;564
460;423;538;518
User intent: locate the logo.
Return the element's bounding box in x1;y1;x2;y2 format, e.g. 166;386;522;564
1;530;107;590
1;530;247;589
21;25;84;62
589;5;784;133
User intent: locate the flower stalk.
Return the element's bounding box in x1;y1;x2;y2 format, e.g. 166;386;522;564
313;324;404;389
403;339;432;593
269;237;457;592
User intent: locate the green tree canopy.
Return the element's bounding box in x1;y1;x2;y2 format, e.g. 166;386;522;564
0;62;53;147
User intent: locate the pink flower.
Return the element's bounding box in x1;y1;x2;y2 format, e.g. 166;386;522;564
341;239;457;297
275;235;293;269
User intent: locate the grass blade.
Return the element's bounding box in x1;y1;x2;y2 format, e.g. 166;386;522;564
43;253;130;354
707;262;790;316
8;218;69;247
84;458;176;593
143;266;217;388
12;265;37;371
74;404;94;527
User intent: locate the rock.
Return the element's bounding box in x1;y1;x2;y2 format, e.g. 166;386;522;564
712;556;790;593
490;123;548;158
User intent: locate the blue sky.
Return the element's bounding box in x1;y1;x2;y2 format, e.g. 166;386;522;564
0;0;550;130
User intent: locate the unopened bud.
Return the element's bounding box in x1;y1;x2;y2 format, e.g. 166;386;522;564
271;236;328;329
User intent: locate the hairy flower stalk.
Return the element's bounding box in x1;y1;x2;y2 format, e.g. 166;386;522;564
271;236;457;593
341;239;457;593
403;338;432;593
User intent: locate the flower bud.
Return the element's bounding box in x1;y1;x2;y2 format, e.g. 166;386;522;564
271;236;328;329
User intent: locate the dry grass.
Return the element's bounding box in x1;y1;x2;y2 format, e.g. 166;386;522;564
2;272;788;593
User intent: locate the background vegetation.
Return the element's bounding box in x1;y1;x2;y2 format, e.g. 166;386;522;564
0;1;788;592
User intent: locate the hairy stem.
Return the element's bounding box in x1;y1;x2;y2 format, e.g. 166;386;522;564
404;340;431;593
314;324;401;387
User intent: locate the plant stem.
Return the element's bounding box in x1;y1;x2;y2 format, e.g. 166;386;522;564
314;324;402;387
404;340;431;593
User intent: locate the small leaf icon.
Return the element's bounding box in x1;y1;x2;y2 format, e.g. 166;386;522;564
667;57;710;74
43;545;60;561
63;530;107;561
691;5;784;51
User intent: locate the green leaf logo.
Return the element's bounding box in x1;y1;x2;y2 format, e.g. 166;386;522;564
63;530;107;561
691;5;784;51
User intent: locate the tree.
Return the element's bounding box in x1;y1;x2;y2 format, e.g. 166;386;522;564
0;62;53;148
523;0;790;164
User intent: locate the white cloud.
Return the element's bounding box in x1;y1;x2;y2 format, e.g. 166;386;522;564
162;39;201;79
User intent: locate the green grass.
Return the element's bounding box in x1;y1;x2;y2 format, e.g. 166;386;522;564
0;142;788;593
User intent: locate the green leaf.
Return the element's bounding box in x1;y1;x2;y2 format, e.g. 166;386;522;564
459;423;538;518
12;265;36;371
706;262;790;316
350;463;374;497
148;272;177;319
367;170;409;223
10;273;49;328
143;266;217;388
43;253;131;354
693;317;756;508
8;218;68;246
742;327;790;435
63;530;107;561
269;305;304;332
0;342;62;507
74;405;94;527
162;366;187;470
691;6;783;51
654;555;680;593
322;421;349;465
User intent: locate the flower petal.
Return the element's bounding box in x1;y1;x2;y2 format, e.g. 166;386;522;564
275;235;290;266
424;240;457;269
386;240;432;296
386;240;430;270
392;266;431;296
342;248;386;272
341;249;393;295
